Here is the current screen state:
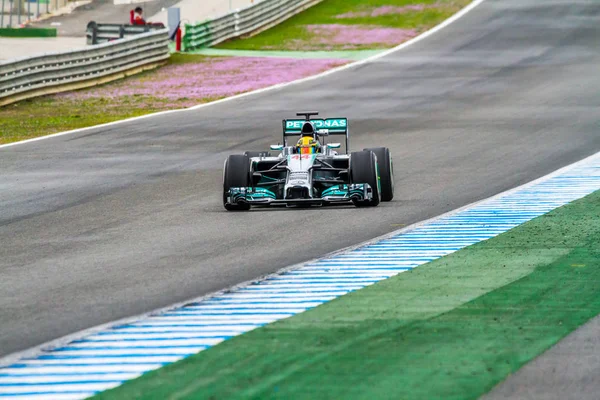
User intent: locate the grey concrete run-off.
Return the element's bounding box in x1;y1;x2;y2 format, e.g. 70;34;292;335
483;315;600;400
0;37;87;61
30;0;181;36
28;0;252;37
1;2;600;389
1;0;251;60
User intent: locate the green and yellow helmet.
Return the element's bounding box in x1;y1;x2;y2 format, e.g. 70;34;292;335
296;136;319;154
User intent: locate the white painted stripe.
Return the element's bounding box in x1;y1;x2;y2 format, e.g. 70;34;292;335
200;298;336;304
306;259;429;263
292;268;408;273
0;374;141;384
330;255;437;259
85;332;247;341
422;224;516;228
307;261;420;265
362;244;467;248
183;302;323;309
210;293;346;299
263;278;382;283
16;358;178;366
0;382;121;393
66;338;224;348
375;239;481;242
165;308;309;314
146;315;291;322
50;348;204;356
0;365;160;374
112;325;254;332
337;251;447;255
240;284;367;290
281;272;398;277
0;394;94;400
123;321;262;328
387;234;495;238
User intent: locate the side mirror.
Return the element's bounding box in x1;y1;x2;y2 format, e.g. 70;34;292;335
327;143;341;149
270;144;284;151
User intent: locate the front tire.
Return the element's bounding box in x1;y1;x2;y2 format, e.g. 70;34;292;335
364;147;394;201
350;150;380;207
223;155;251;211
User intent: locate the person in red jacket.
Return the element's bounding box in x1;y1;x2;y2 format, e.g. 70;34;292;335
131;7;146;25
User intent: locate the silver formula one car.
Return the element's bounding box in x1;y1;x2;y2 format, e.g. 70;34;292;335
223;112;393;211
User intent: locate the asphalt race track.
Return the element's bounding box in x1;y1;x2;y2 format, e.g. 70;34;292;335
1;0;600;367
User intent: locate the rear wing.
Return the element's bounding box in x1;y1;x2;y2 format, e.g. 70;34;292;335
282;117;350;151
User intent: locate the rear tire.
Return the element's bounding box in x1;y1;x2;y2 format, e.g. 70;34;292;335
223;155;251;211
244;151;271;158
364;147;394;201
350;150;380;207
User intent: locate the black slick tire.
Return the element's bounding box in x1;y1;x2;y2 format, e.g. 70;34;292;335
223;155;251;211
350;150;380;207
364;147;394;201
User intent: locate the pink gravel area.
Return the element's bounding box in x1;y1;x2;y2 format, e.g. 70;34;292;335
335;5;428;19
59;56;349;107
303;24;417;47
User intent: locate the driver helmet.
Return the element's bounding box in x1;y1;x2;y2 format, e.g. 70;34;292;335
297;136;319;154
301;121;316;137
297;122;320;154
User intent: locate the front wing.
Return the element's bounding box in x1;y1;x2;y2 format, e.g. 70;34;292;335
225;184;374;207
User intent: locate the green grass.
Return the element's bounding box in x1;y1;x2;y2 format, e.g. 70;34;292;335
94;190;600;399
217;0;472;50
0;97;156;144
0;54;209;144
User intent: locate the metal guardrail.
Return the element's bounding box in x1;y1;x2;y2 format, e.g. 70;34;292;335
0;28;170;106
86;21;166;45
183;0;322;51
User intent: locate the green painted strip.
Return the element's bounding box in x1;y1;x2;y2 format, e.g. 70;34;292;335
94;190;600;399
183;22;213;51
186;48;382;60
0;27;57;38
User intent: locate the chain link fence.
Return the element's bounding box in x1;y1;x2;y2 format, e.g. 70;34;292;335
1;0;69;28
